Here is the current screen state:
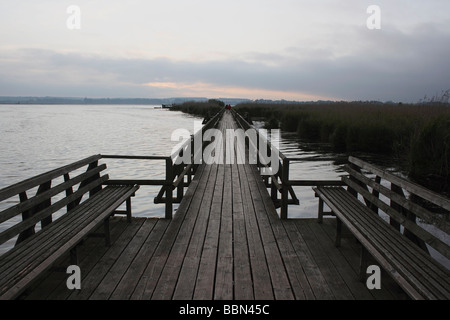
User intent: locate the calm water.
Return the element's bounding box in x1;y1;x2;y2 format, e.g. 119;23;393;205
0;104;448;267
0;104;345;220
0;104;200;219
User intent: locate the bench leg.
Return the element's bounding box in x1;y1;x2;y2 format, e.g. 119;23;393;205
70;246;78;265
318;198;324;224
126;197;132;223
104;218;111;246
359;246;368;282
335;218;342;247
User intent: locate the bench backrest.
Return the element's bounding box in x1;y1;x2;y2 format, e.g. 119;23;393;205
343;156;450;261
0;155;108;248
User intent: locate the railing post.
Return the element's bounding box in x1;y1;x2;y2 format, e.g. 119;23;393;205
176;164;184;202
281;158;289;219
165;157;173;219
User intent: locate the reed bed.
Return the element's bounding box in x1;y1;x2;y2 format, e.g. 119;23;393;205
236;101;450;193
172;100;450;193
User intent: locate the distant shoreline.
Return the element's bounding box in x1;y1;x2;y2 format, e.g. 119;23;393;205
0;96;252;106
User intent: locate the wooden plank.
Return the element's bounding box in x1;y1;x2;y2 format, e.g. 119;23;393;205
315;187;447;299
0;175;110;246
88;218;157;299
0;164;107;225
104;179;166;186
101;155;169;160
67;218;144;300
343;177;450;260
301;219;371;299
294;218;354;299
131;164;211;299
231;164;254;300
0;185;138;299
0;155;102;202
24;217;129;300
110;219;170;300
282;219;334;299
315;188;424;299
349;156;450;211
237;163;274;300
1;186;134;290
171;164;219;299
344;165;450;233
289;180;345;186
214;164;234;300
336;190;450;299
247;165;316;299
0;185;128;274
242;164;294;300
192;164;224;299
0;186;121;279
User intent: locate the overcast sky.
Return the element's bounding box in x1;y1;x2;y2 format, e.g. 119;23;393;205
0;0;449;102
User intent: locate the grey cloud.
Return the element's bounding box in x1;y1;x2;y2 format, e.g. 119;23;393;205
1;24;449;102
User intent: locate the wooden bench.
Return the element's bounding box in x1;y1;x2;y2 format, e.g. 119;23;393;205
313;156;450;300
0;155;139;300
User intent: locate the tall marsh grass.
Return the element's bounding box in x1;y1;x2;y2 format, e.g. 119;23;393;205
172;100;450;193
171;100;224;117
235;102;450;193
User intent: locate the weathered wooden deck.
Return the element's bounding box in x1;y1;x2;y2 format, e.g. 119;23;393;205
24;112;408;300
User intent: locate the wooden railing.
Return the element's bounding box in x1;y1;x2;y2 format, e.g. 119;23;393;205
101;108;226;219
102;107;344;220
0;154;107;246
231;109;344;219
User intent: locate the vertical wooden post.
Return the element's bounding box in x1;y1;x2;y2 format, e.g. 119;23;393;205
280;158;289;219
16;191;34;245
189;134;194;179
369;176;381;214
389;183;402;231
64;173;76;211
126;197;132;223
318;198;324;224
391;183;428;253
271;176;278;202
359;246;368;282
335;218;342;247
165;157;173;219
38;181;52;228
87;160;101;196
177;164;184;202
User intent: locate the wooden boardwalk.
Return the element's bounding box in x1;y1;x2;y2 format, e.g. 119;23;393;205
24;112;408;300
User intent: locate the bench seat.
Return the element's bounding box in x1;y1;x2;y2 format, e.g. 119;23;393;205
0;183;138;300
313;186;450;300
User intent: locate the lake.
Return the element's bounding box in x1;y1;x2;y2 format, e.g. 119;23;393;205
0;104;448;268
0;104;346;219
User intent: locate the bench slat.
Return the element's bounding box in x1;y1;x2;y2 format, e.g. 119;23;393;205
0;155;102;202
0;164;107;225
329;188;450;299
344;165;450;234
349;156;450;211
313;187;427;300
0;185;139;300
0;175;109;246
343;176;450;260
0;185;123;273
314;186;450;300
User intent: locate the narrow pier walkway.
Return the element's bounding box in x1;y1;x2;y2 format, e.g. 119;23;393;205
26;111;407;300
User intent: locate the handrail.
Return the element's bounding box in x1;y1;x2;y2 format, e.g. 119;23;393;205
100;154;177;218
349;156;450;211
0;154;102;202
230;108;343;219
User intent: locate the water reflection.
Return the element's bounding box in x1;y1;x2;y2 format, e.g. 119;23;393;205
0;104;198;219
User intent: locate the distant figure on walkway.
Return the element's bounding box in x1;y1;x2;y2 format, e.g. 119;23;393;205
226;104;232;110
